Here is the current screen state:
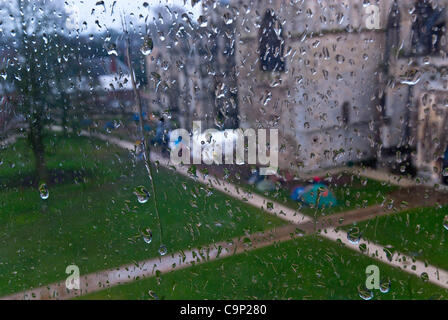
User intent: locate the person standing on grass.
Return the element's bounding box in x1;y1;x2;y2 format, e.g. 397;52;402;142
154;117;165;144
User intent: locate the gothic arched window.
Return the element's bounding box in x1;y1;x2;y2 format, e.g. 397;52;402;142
259;9;285;72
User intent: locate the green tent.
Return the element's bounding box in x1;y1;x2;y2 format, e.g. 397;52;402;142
301;183;337;208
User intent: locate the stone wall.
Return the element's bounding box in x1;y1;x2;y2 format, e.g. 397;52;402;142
233;0;390;172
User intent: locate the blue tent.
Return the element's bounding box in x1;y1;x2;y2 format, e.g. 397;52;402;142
290;186;306;201
300;183;337;208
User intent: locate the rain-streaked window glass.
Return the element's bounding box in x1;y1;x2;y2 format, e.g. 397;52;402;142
0;0;448;305
259;9;285;72
411;1;446;56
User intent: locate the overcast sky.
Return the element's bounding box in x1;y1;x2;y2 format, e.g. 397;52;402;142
65;0;203;33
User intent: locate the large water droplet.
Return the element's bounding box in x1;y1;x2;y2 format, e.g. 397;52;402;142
105;43;118;56
223;13;233;25
141;37;153;56
95;1;105;12
347;227;361;244
358;285;373;300
379;278;391;294
399;69;422;86
39;183;49;200
383;247;394;262
158;244;167;256
336;54;345;64
141;228;152;244
134;186;150;204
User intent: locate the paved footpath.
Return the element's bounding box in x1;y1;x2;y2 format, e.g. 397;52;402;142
3;208;448;299
1;224;301;300
1;129;447;299
322;228;448;290
0;133;22;147
70;128;312;225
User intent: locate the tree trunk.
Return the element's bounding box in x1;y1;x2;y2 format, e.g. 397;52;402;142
28;114;48;184
58;82;69;136
62;105;68;136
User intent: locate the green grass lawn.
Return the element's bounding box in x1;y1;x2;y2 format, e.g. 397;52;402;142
342;206;448;270
97;128;396;219
238;175;396;218
0;133;285;296
0;133;124;187
80;236;447;300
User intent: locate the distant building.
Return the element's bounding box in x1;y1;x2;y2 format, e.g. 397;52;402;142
144;4;238;131
382;0;448;182
80;56;134;112
223;0;393;173
145;0;448;181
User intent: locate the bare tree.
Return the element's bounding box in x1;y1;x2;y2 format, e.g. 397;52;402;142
2;0;70;183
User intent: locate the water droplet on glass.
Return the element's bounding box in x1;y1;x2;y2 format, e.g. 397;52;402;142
105;43;118;56
347;227;361;244
95;1;105;12
198;15;208;27
141;37;153;56
134;186;150;204
0;69;7;80
39;183;49;200
358;285;373;300
223;13;233;25
383;247;394;262
399;70;422;86
158;245;167;256
379;278;391;294
442;168;448;177
141;228;152;244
